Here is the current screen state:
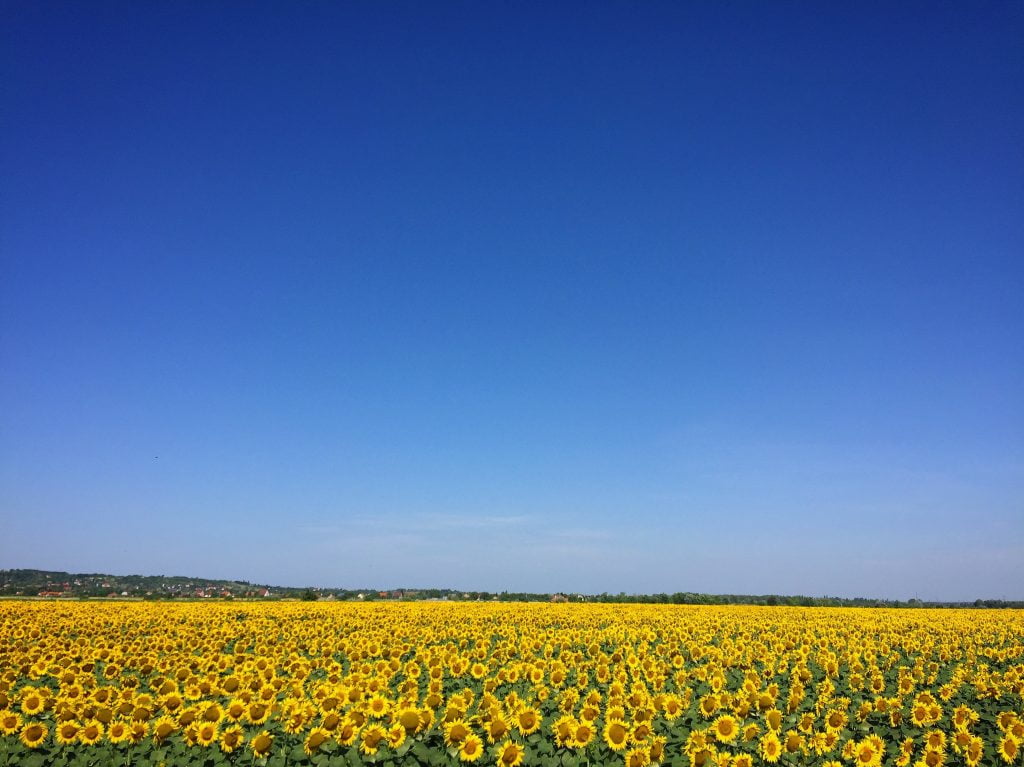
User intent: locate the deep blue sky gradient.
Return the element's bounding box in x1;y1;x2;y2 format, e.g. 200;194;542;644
2;2;1022;599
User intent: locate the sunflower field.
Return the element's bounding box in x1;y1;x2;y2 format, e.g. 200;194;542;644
1;602;1022;767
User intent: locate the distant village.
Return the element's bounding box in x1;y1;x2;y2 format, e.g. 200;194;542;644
2;569;1018;608
0;569;587;602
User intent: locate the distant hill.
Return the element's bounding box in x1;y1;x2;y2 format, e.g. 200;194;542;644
0;569;460;601
1;569;1020;607
1;568;280;599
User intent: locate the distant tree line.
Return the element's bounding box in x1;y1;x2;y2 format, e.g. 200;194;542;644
2;570;1021;608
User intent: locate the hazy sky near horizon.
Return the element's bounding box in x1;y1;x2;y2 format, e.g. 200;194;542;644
2;2;1022;601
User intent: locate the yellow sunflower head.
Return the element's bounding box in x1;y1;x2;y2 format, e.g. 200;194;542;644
712;714;739;743
251;730;274;758
459;734;485;762
571;720;595;749
79;720;104;746
760;732;782;764
20;691;46;716
304;727;331;756
625;745;651;767
359;724;388;755
999;736;1019;765
20;722;48;749
604;719;629;751
220;724;244;753
108;720;131;744
0;710;23;736
153;715;177;742
495;739;525;767
196;721;218;747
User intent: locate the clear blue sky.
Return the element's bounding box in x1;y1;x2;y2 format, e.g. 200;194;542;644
2;2;1022;600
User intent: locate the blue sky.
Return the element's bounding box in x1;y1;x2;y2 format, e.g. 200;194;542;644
2;2;1022;600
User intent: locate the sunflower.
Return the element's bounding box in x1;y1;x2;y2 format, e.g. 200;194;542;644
953;706;978;729
571;720;595;748
283;709;307;734
765;708;783;732
690;746;717;767
553;714;575;747
182;722;200;747
20;690;46;716
177;706;198;728
388;723;406;749
56;720;80;745
251;730;274;758
79;720;104;745
445;718;472;746
699;694;720;719
625;745;651;767
200;701;223;723
733;756;753;767
516;707;541;735
337;718;360;746
911;704;930;727
842;740;857;760
999;736;1019;764
304;726;331;756
797;712;815;733
604;719;630;751
998;712;1018;732
152;715;177;742
965;737;983;767
246;701;271;725
196;721;218;747
649;735;666;762
360;723;388;755
1011;721;1024;744
225;698;246;722
366;693;391;719
160;691;185;713
925;730;946;752
129;721;148;744
108;720;131;744
20;722;48;749
662;694;683;720
486;713;510;743
712;714;739;743
854;738;882;767
396;706;422;733
631;721;652;742
321;711;342;732
220;724;244;753
495;739;526;767
785;729;804;754
953;729;972;753
685;728;710;758
458;733;484;762
0;710;22;736
760;731;782;764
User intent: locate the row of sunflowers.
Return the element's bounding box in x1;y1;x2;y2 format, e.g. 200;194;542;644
0;601;1021;767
